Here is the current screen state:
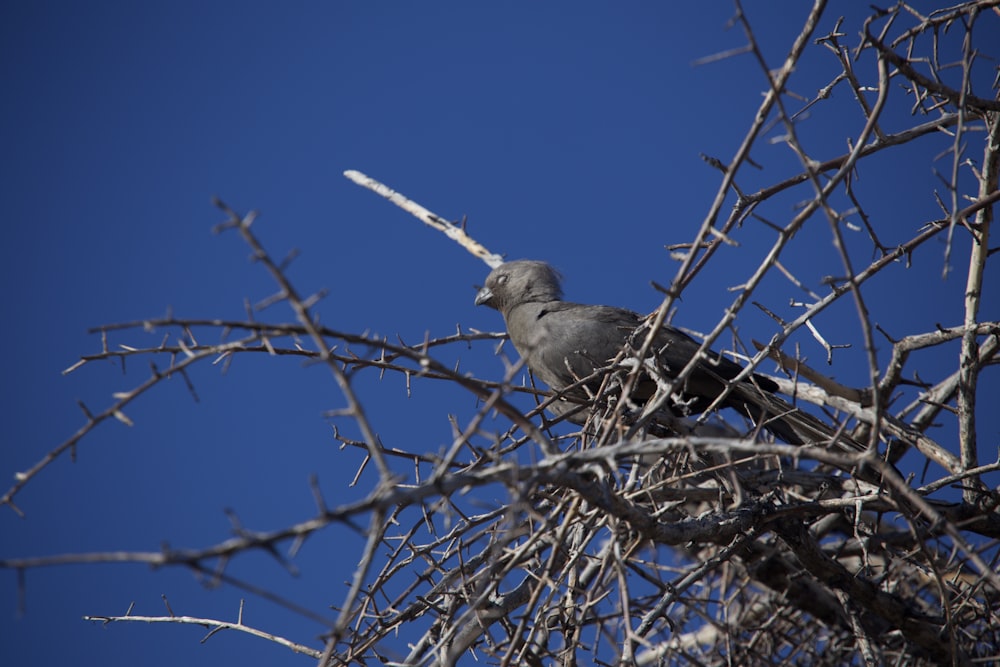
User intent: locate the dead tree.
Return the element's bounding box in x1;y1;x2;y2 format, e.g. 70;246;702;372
3;2;999;665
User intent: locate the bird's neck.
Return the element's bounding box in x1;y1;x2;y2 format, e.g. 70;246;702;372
503;299;559;321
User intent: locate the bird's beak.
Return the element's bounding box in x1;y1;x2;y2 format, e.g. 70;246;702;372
474;286;494;307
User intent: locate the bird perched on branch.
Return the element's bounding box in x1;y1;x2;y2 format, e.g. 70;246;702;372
475;259;865;452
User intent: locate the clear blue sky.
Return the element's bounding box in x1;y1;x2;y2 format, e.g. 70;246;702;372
2;2;997;665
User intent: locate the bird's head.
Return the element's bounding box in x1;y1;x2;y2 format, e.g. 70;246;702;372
474;260;563;313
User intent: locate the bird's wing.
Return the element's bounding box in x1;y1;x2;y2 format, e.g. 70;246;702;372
509;302;639;391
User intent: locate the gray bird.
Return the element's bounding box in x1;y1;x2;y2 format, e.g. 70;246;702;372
475;259;865;451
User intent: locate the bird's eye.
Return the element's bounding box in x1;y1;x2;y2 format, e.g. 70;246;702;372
496;273;509;285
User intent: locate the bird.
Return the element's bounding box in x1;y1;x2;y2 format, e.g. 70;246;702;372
474;259;866;451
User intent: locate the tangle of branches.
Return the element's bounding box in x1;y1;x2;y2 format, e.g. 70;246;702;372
4;2;1000;666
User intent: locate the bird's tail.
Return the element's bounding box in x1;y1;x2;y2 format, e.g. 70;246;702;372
730;383;869;453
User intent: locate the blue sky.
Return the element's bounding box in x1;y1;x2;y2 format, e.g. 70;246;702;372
2;2;998;665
